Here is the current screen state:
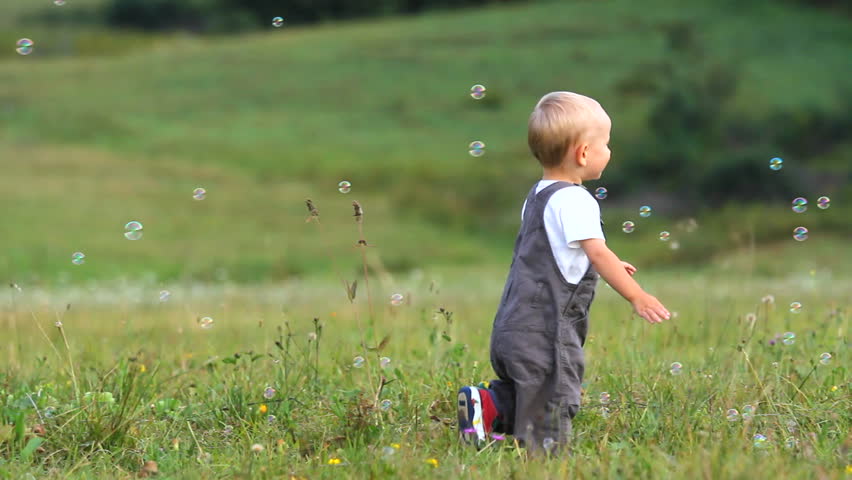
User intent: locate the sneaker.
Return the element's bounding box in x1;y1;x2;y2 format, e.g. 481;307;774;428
457;386;485;448
458;386;500;448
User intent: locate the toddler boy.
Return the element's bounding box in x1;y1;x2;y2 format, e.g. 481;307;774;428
458;92;671;454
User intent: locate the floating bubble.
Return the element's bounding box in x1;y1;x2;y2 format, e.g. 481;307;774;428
223;425;233;435
726;409;739;421
468;141;486;157
659;231;671;242
54;0;66;5
71;251;86;265
816;196;830;210
669;361;683;375
791;197;807;213
782;332;795;345
819;352;831;365
743;404;756;420
784;437;798;449
352;356;365;368
600;406;610;418
16;39;34;56
159;290;171;302
599;392;610;405
263;386;276;399
753;433;768;448
272;16;284;27
594;187;608;200
789;302;802;313
390;293;404;306
639;206;652;218
786;420;798;433
622;221;635;233
193;187;206;200
792;226;808;241
267;414;276;424
769;157;783;171
542;437;555;452
198;317;214;329
338;180;351;194
380;356;391;368
382;446;396;457
380;399;392;410
470;84;486;100
124;221;144;240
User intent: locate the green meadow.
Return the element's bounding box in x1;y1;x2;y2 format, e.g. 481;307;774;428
1;0;850;478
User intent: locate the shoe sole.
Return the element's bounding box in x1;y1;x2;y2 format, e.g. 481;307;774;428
458;388;485;449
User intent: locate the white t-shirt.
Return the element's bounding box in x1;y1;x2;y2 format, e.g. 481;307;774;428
520;180;605;284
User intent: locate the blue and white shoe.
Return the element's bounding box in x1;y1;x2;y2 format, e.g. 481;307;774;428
457;386;485;448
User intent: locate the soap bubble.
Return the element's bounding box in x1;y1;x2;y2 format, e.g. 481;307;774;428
782;332;795;345
389;293;404;306
380;356;391;368
267;415;276;424
622;221;635;233
753;434;768;448
263;387;276;399
470;84;486;99
338;180;351;194
382;446;396;457
816;196;830;209
380;399;392;410
599;392;610;405
791;197;807;213
669;362;683;375
54;0;66;5
124;221;144;240
786;420;798;433
542;437;555;452
193;187;206;200
769;157;783;171
725;409;739;421
272;17;284;27
742;404;756;420
353;356;365;368
792;226;808;241
198;317;214;329
789;302;802;313
784;437;798;449
594;187;607;200
159;290;171;302
819;352;831;365
16;39;34;56
71;252;86;265
639;206;652;218
469;141;485;157
659;231;671;241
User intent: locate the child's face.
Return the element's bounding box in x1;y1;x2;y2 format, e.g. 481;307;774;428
582;113;612;181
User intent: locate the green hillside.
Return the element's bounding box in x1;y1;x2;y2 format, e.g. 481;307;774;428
1;0;850;284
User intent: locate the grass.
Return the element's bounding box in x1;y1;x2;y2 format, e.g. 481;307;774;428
1;253;849;478
1;0;851;284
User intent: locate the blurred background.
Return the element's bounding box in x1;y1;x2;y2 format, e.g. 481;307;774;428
1;0;850;287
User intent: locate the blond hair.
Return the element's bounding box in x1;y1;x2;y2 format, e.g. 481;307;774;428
528;92;604;168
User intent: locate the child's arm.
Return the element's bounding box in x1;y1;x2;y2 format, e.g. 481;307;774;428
580;238;670;324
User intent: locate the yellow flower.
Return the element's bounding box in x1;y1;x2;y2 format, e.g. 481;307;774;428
425;458;439;468
830;385;838;392
259;404;268;414
845;465;852;474
390;443;401;449
328;458;342;465
139;364;147;373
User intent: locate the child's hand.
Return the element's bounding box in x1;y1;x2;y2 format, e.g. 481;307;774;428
621;261;637;276
631;292;670;324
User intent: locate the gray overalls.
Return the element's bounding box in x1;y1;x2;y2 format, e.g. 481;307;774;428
489;181;601;454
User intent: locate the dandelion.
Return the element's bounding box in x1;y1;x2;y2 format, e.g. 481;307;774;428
425;458;439;468
251;443;264;453
139;364;147;373
328;458;342;465
761;294;775;304
390;443;401;449
259;404;268;414
831;385;838;392
846;465;852;474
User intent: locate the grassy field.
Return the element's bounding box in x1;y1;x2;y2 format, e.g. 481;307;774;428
1;251;849;478
2;0;851;284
